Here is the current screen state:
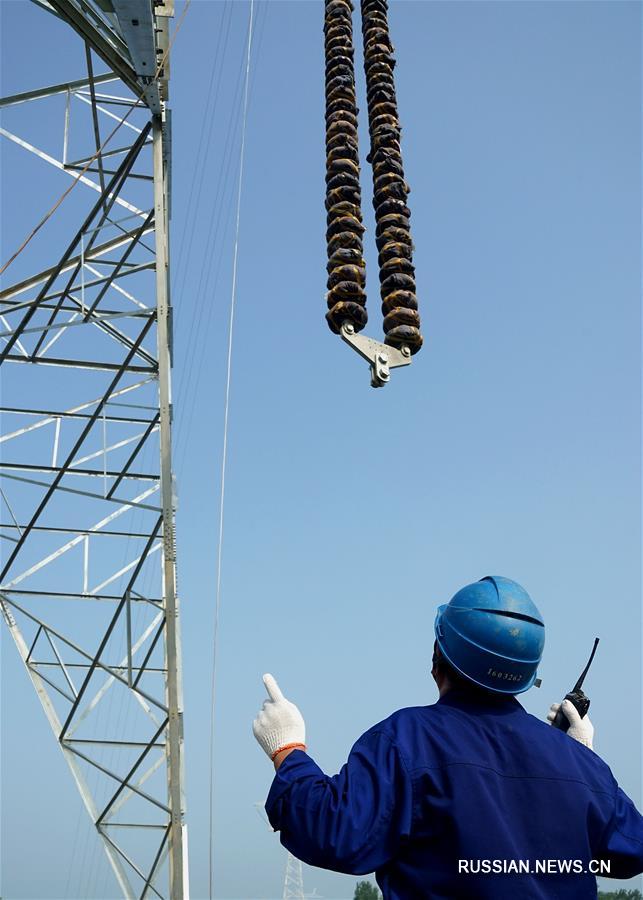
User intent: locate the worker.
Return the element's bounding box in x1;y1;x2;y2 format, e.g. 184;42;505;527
252;575;643;899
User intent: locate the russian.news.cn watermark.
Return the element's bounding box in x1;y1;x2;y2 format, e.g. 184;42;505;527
458;859;611;875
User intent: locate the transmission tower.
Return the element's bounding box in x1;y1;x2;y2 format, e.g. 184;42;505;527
0;1;188;897
283;852;305;900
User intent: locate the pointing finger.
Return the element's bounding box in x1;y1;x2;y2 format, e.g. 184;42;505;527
263;673;284;702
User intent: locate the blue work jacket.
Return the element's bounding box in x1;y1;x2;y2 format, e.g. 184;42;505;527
266;690;643;899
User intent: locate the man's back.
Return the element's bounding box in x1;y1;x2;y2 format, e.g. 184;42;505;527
379;690;636;898
267;689;643;899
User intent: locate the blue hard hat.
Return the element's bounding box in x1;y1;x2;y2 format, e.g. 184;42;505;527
434;576;545;694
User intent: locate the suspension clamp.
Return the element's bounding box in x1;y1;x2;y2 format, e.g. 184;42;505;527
340;321;412;388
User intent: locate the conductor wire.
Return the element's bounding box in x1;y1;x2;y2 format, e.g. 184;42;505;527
208;1;254;897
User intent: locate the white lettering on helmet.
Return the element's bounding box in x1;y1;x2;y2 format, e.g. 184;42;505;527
486;668;523;682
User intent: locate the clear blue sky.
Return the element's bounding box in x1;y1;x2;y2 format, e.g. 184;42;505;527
1;1;641;898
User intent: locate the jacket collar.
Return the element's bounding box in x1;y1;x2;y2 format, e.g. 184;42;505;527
436;687;525;715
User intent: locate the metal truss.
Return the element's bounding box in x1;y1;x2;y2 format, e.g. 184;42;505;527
0;2;188;897
283;853;305;900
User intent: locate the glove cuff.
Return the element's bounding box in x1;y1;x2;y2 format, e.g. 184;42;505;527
270;742;307;761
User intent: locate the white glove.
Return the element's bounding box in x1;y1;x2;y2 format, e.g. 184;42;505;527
252;673;306;760
547;699;594;750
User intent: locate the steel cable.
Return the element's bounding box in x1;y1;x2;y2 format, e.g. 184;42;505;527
172;1;234;311
171;0;236;328
173;49;247;469
173;1;267;472
207;3;254;897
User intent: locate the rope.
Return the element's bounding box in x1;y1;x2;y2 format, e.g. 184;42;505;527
0;0;192;278
208;2;254;897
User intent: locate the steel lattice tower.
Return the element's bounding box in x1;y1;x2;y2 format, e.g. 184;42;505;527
283;852;305;900
0;1;188;896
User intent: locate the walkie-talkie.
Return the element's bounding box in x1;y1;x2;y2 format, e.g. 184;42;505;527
551;638;600;732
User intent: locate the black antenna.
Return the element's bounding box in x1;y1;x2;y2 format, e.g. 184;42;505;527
573;637;600;693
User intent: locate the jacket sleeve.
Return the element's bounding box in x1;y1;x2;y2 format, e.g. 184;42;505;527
598;786;643;879
265;728;413;874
